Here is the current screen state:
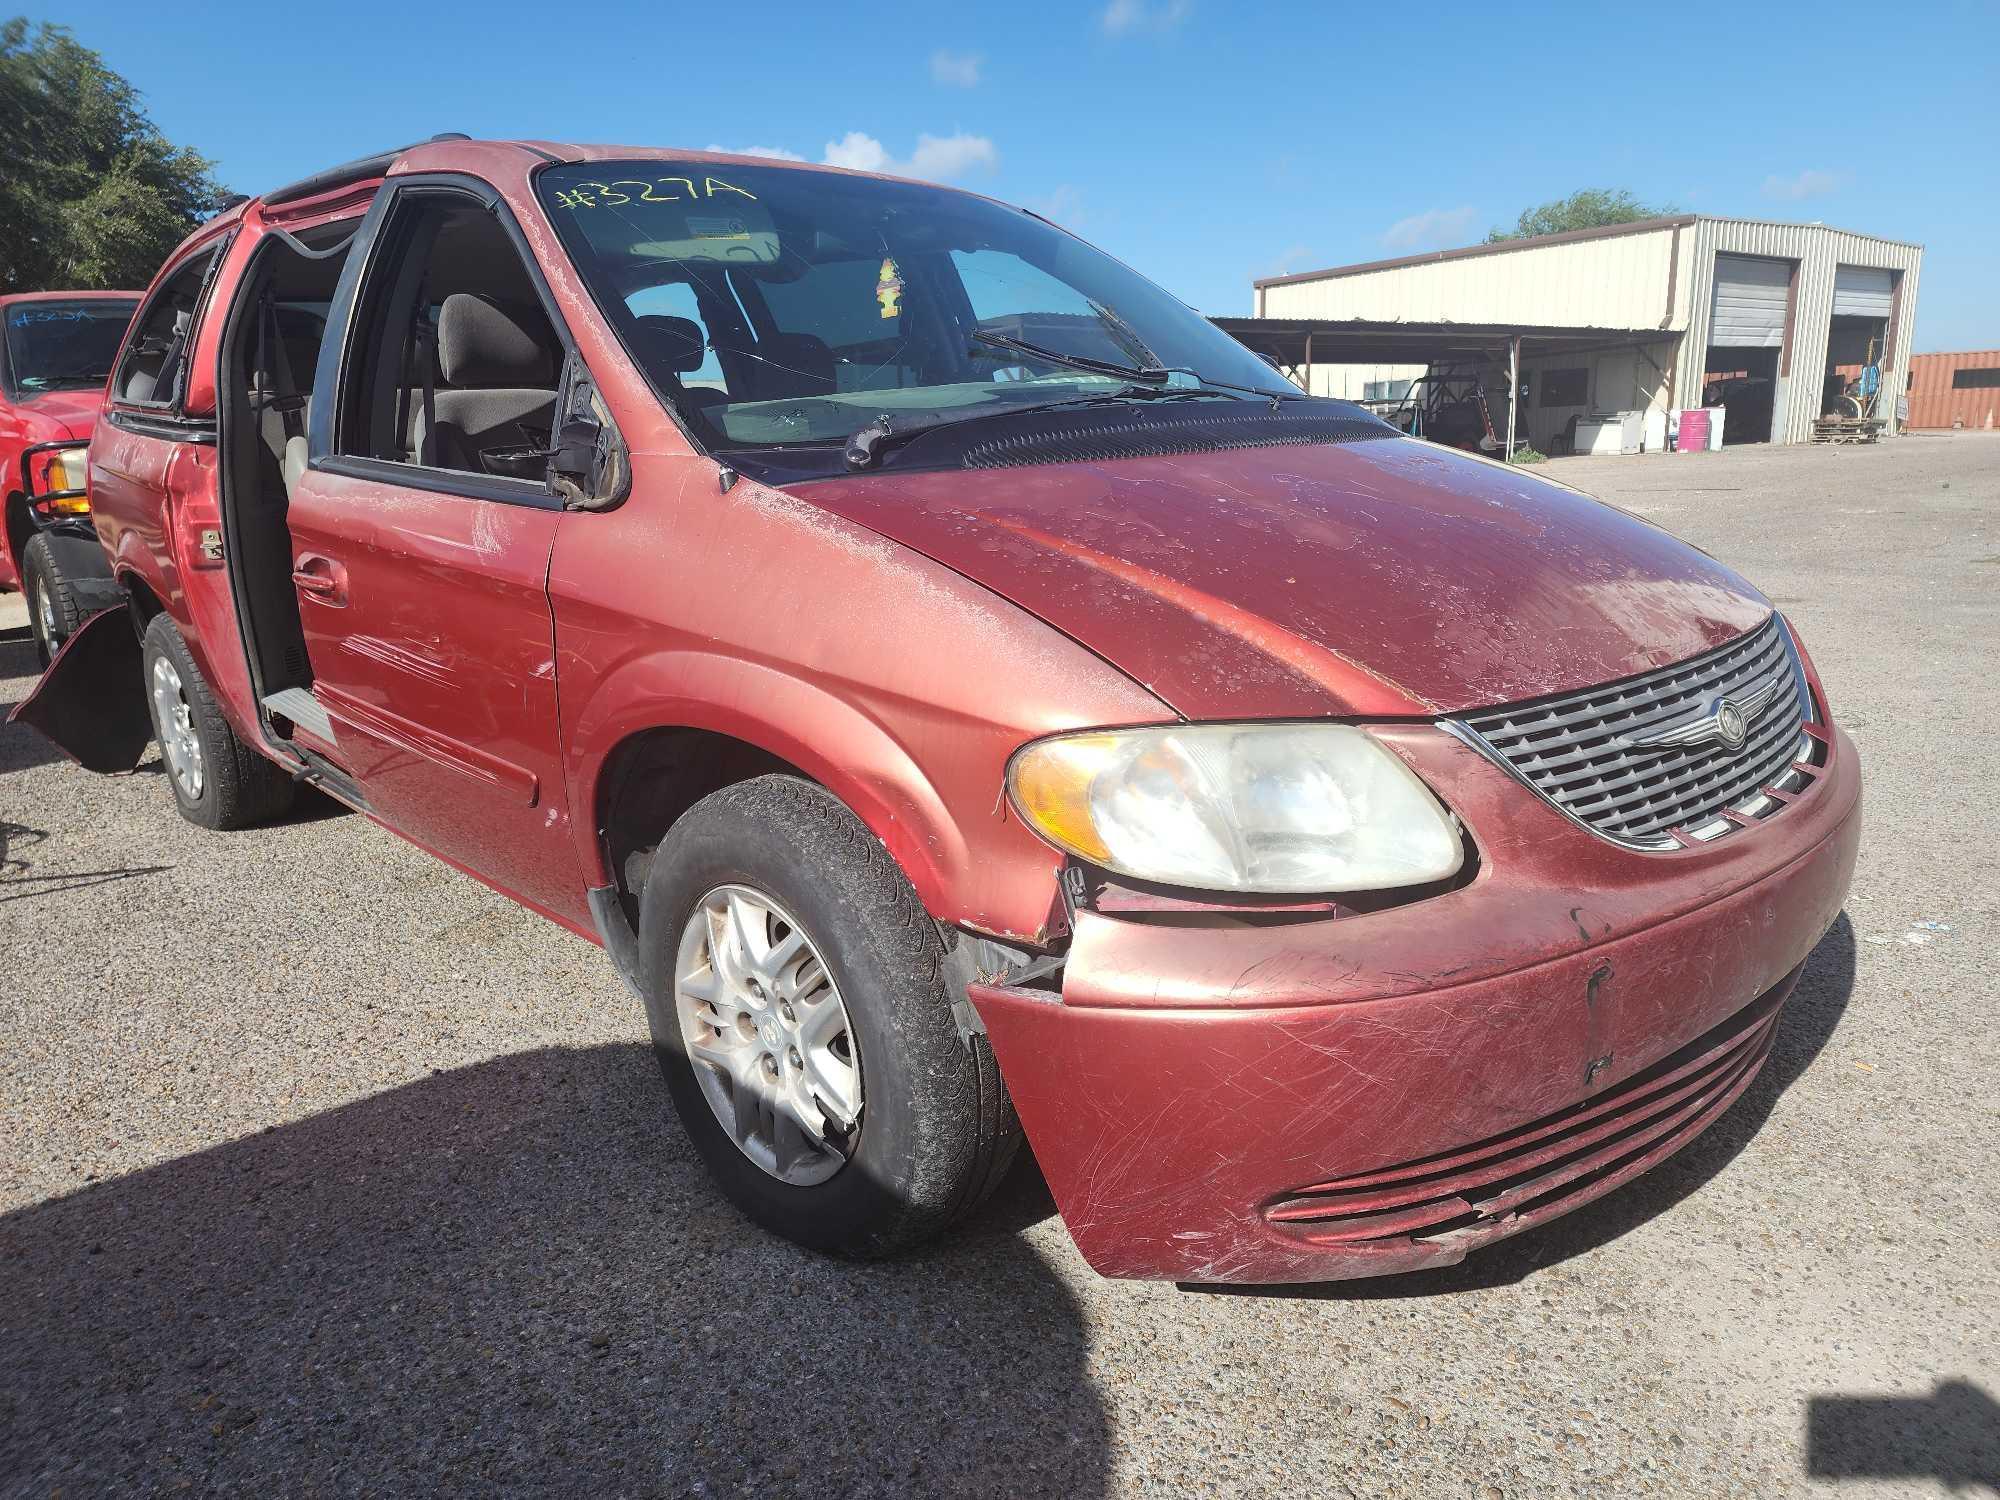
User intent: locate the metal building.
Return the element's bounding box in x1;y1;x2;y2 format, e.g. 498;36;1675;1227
1246;216;1923;449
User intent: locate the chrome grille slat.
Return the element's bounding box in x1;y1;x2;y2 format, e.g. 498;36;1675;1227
1449;615;1814;850
1618;726;1810;838
1479;632;1788;750
1553;683;1802;817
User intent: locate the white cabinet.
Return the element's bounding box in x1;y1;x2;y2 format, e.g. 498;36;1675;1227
1576;411;1643;455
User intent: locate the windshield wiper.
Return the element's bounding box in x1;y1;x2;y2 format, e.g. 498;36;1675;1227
844;385;1235;470
968;329;1169;385
970;326;1298;411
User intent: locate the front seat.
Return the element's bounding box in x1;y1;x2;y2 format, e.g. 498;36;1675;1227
418;293;560;475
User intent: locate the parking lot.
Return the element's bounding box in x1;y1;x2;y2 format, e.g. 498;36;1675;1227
2;434;1995;1497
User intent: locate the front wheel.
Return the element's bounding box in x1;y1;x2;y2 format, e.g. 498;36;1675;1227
22;533;86;667
141;614;296;829
638;775;1019;1257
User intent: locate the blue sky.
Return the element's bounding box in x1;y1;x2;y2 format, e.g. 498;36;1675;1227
45;0;2000;346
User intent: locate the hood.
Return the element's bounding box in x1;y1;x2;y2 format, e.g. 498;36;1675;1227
778;434;1771;719
13;388;107;442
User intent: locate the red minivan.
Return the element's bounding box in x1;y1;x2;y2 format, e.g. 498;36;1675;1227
19;138;1859;1283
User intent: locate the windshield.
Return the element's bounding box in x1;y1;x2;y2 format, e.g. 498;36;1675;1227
537;161;1295;456
4;299;138;393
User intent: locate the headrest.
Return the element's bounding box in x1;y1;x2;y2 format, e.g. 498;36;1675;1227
437;293;557;389
631;314;707;375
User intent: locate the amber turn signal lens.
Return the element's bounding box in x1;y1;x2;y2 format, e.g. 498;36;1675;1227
35;448;89;509
1007;733;1121;866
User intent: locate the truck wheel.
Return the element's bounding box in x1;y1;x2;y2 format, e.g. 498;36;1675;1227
22;533;85;667
637;774;1019;1258
141;614;295;830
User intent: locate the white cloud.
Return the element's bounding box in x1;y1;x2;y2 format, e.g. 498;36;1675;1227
1027;184;1085;225
930;49;982;87
821;130;998;182
1762;168;1842;201
1380;205;1477;252
1101;0;1192;36
1261;243;1313;278
706;143;807;162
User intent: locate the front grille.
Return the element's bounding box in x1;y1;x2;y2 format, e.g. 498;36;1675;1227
1449;614;1819;849
1262;974;1791;1250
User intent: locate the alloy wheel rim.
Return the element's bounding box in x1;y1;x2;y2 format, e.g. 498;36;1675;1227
150;655;205;799
673;884;861;1186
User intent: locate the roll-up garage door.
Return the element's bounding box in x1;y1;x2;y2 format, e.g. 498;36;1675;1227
1832;266;1894;318
1709;255;1791;347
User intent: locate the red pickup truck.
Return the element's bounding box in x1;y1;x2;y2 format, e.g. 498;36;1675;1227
18;138;1859;1283
1;290;141;660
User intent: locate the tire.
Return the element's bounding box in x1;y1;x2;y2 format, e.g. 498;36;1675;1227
22;533;86;668
140;613;296;830
638;774;1020;1258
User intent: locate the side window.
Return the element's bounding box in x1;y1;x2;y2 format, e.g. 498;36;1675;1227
337;193;565;480
114;245;220;408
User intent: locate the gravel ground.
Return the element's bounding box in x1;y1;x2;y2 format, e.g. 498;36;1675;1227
2;434;1995;1498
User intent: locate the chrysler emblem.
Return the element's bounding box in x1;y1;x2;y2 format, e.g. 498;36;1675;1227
1623;676;1781;754
1713;699;1750;750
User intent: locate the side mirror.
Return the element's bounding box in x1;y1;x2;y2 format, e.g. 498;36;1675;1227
548;362;630;510
550;416;602;489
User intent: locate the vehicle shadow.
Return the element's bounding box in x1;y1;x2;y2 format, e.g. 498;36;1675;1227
0;694;68;775
0;1043;1110;1497
1806;1379;2000;1490
3;624;72;773
1193;912;1859;1300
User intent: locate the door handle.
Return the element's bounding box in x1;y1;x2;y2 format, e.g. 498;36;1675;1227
291;553;348;606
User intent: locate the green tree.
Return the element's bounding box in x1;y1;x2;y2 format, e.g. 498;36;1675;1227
1486;188;1678;244
0;18;229;292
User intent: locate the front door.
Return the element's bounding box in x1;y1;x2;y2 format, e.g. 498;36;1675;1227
285;182;584;926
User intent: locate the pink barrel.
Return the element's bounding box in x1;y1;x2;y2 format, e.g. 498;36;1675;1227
1677;409;1711;452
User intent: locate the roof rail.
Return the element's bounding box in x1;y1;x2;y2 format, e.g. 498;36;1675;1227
261;133;471;208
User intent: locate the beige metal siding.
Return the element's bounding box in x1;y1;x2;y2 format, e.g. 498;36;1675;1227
1672;219;1924;444
1260;228;1682;332
1306;363;1427;400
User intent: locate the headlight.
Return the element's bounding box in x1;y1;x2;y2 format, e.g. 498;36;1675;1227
34;448;90;513
1007;723;1464;894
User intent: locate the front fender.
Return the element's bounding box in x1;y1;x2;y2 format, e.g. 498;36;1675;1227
564;648;977;927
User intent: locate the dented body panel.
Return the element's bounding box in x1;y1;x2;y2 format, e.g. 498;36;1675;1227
972;724;1860;1282
548;452;1170;941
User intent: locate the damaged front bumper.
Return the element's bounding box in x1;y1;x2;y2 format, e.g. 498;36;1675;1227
970;722;1861;1284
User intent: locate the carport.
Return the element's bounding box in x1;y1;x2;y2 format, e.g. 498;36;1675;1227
1212;315;1680;458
